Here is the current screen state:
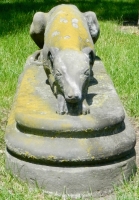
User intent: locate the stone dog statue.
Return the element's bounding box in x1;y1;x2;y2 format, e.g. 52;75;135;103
30;4;100;115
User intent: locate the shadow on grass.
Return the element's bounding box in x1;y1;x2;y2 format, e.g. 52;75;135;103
0;0;138;36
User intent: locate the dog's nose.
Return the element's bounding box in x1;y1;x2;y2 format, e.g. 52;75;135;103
66;95;80;103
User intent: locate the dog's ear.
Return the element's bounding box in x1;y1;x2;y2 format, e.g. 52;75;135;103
82;47;95;65
84;11;100;44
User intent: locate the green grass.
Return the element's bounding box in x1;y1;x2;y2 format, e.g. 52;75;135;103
0;155;68;200
96;21;139;116
0;0;139;199
114;171;139;200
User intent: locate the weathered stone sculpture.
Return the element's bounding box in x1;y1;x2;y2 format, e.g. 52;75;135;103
30;4;100;115
5;4;136;199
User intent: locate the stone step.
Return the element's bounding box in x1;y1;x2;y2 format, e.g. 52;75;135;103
5;149;136;198
6;116;135;165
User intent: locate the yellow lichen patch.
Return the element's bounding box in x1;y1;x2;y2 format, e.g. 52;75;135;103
87;146;93;156
47;155;56;160
78;138;87;147
61;123;72;130
7;106;16;126
15;67;51;115
45;5;94;51
98;146;103;152
79;114;95;124
78;139;94;157
14;66;62;124
96;75;105;80
24;151;36;159
60;160;66;163
93;94;108;108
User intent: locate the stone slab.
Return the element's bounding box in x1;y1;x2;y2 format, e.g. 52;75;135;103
5;116;135;164
5;149;136;198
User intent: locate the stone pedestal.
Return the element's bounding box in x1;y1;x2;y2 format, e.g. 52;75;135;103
5;55;136;198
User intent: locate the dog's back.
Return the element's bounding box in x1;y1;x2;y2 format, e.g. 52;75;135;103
44;4;94;51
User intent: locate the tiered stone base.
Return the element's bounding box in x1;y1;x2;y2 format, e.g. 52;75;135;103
5;55;136;198
6;149;135;198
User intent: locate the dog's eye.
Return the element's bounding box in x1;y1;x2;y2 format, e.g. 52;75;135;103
55;70;62;76
84;69;90;76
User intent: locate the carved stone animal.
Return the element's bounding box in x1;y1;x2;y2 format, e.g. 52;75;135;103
30;4;100;115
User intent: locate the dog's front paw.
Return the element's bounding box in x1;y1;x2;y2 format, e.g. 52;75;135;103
56;94;68;115
82;100;90;115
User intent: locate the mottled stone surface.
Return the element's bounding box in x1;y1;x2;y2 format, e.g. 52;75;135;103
5;116;135;165
5;55;136;198
5;149;135;198
8;57;125;133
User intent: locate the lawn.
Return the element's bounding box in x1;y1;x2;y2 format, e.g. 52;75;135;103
0;0;139;199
